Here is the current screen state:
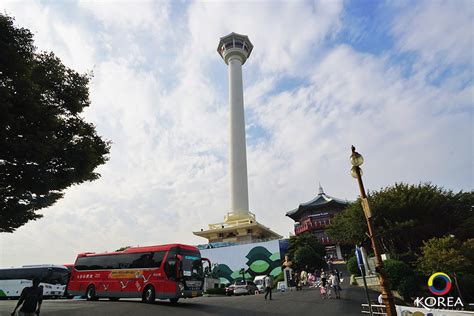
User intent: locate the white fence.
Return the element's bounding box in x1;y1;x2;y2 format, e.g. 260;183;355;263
362;304;474;316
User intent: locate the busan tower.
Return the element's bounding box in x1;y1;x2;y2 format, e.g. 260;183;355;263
194;33;281;244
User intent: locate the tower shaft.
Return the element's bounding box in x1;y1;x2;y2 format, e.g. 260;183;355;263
191;32;282;243
228;55;249;215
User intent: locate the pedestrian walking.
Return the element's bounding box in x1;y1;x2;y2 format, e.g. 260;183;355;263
335;268;341;282
294;270;302;291
327;276;333;299
308;273;316;287
329;271;341;299
300;269;308;287
335;268;342;292
11;278;43;316
264;274;273;300
327;259;333;271
319;282;327;299
320;269;327;288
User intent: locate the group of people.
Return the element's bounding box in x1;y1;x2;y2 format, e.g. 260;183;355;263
283;266;342;300
318;269;342;299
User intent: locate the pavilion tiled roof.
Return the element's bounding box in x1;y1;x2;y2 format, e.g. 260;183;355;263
286;185;349;221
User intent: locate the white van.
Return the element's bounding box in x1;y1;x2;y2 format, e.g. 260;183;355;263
253;275;266;293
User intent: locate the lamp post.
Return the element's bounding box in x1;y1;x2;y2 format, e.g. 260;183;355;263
350;145;397;316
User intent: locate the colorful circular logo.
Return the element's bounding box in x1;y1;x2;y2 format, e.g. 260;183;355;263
428;272;452;296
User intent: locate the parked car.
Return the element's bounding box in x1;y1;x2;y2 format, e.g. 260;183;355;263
253;275;266;293
233;280;258;295
225;283;235;296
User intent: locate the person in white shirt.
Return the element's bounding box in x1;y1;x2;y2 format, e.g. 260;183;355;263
329;271;341;299
264;274;273;300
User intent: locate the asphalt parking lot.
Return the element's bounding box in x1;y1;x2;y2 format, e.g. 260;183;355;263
1;285;365;316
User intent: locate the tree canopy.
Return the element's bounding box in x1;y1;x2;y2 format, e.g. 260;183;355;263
0;14;110;232
287;232;326;271
417;236;472;276
327;183;473;262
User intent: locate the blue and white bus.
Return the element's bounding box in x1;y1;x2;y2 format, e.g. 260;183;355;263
0;265;69;299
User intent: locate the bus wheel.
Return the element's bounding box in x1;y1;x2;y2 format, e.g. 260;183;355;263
143;285;155;303
109;297;119;301
169;298;179;304
86;285;97;301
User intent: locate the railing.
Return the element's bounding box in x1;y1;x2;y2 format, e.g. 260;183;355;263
294;219;330;234
196;237;279;250
207;212;257;230
361;304;387;315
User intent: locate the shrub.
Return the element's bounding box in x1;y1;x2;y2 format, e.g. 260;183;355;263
383;259;419;301
459;273;474;302
384;259;413;289
397;274;418;301
347;256;361;276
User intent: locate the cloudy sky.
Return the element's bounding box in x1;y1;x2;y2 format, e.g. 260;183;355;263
0;0;472;267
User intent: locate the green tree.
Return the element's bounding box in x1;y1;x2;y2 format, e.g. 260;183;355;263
0;14;110;232
417;236;471;275
384;259;413;289
461;238;474;264
326;202;367;245
327;183;474;261
346;256;361;276
383;259;419;300
294;245;324;271
287;232;326;270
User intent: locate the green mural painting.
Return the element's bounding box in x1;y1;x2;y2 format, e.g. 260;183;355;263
211;246;282;284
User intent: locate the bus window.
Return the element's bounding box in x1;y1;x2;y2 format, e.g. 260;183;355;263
151;251;165;268
130;252;153;268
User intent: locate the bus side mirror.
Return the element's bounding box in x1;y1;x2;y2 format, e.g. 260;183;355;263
201;258;211;271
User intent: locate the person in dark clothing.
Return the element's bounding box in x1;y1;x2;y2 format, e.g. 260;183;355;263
11;278;43;316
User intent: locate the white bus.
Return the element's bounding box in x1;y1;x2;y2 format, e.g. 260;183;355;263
0;265;69;299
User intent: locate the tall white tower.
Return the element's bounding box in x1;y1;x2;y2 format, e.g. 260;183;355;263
217;32;253;217
193;33;281;244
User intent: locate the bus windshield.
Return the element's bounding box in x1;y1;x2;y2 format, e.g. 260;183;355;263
178;249;202;278
47;268;69;285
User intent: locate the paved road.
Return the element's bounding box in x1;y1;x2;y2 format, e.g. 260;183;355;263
0;279;371;316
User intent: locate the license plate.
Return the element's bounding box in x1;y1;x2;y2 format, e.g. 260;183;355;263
192;291;197;297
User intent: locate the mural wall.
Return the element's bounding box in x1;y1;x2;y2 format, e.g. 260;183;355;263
200;240;285;284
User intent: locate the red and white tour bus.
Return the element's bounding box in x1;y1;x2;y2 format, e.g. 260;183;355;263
67;244;210;303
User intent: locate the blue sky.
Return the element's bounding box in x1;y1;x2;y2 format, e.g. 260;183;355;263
0;0;472;267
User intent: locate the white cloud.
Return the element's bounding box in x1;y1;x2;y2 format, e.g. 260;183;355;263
185;0;343;74
1;0;97;73
78;0;169;31
391;0;473;75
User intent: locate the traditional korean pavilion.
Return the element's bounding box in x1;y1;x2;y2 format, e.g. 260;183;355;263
286;185;348;259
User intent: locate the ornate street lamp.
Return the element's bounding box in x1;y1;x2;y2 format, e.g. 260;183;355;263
350;145;397;316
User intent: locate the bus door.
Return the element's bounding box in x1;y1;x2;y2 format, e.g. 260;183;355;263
162;251;178;298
